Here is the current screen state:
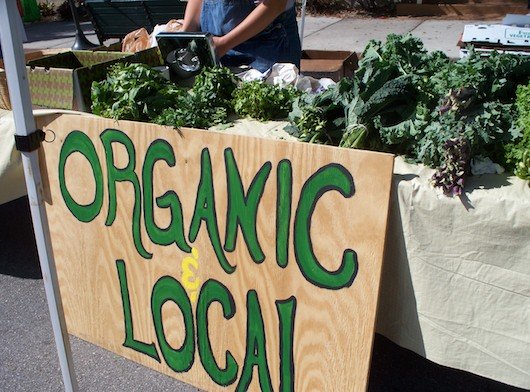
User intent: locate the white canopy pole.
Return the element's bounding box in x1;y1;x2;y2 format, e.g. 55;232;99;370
299;0;307;49
0;1;78;391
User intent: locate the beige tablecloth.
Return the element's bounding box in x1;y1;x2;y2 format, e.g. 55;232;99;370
379;158;530;389
0;110;25;205
1;110;529;389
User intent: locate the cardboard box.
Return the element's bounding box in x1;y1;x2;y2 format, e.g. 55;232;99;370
300;50;358;81
26;50;138;111
0;49;69;110
458;24;530;58
0;48;162;111
461;24;530;48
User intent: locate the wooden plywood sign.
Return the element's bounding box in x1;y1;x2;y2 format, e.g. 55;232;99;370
37;114;394;391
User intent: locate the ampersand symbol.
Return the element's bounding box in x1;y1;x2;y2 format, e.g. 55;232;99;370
181;247;201;303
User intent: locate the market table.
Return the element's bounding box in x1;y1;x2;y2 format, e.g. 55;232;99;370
0;109;529;389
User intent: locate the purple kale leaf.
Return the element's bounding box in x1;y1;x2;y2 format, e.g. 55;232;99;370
431;137;471;197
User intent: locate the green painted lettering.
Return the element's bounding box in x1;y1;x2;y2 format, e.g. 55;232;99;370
277;297;297;392
151;276;195;372
197;279;238;386
143;139;191;253
101;129;151;259
224;148;271;264
236;290;273;392
116;259;160;362
59;130;103;222
189;148;234;274
276;159;292;268
294;164;358;290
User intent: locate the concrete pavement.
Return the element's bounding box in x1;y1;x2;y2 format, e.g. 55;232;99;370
301;16;499;57
22;20;101;50
21;16;500;58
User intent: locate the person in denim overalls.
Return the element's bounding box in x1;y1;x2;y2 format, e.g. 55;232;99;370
181;0;301;73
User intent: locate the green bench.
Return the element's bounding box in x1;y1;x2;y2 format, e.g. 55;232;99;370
84;0;187;44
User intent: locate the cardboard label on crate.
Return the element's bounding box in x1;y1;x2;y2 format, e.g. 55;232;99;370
505;28;530;42
37;114;393;391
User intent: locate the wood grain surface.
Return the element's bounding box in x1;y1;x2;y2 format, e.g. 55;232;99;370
37;114;394;391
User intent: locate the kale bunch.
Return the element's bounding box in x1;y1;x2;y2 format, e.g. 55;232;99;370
429;49;530;102
412;101;516;168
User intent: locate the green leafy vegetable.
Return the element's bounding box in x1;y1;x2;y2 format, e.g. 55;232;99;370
431;137;470;197
154;67;237;129
504;82;530;180
191;66;238;110
91;63;183;121
153;92;229;129
233;81;300;121
289;33;530;194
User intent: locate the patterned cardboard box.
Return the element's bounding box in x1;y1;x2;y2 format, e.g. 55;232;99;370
0;48;162;111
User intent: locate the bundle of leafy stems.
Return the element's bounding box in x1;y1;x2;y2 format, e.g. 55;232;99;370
91;64;299;129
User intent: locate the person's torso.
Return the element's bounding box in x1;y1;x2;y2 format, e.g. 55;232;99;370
200;0;295;36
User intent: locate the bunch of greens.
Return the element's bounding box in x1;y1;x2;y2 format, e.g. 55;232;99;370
288;34;530;195
288;34;444;153
91;63;183;121
154;67;237;128
288;77;362;145
412;100;516;168
431;137;470;197
233;81;300;121
504;82;530;181
154;94;229;129
190;66;238;110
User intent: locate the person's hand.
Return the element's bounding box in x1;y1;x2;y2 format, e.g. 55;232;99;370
212;36;229;58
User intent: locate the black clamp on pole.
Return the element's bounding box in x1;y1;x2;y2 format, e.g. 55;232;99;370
15;129;46;152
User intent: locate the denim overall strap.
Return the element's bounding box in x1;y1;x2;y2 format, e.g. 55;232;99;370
200;0;256;37
200;1;301;73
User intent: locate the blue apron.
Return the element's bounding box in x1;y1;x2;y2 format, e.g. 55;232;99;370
200;0;301;73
